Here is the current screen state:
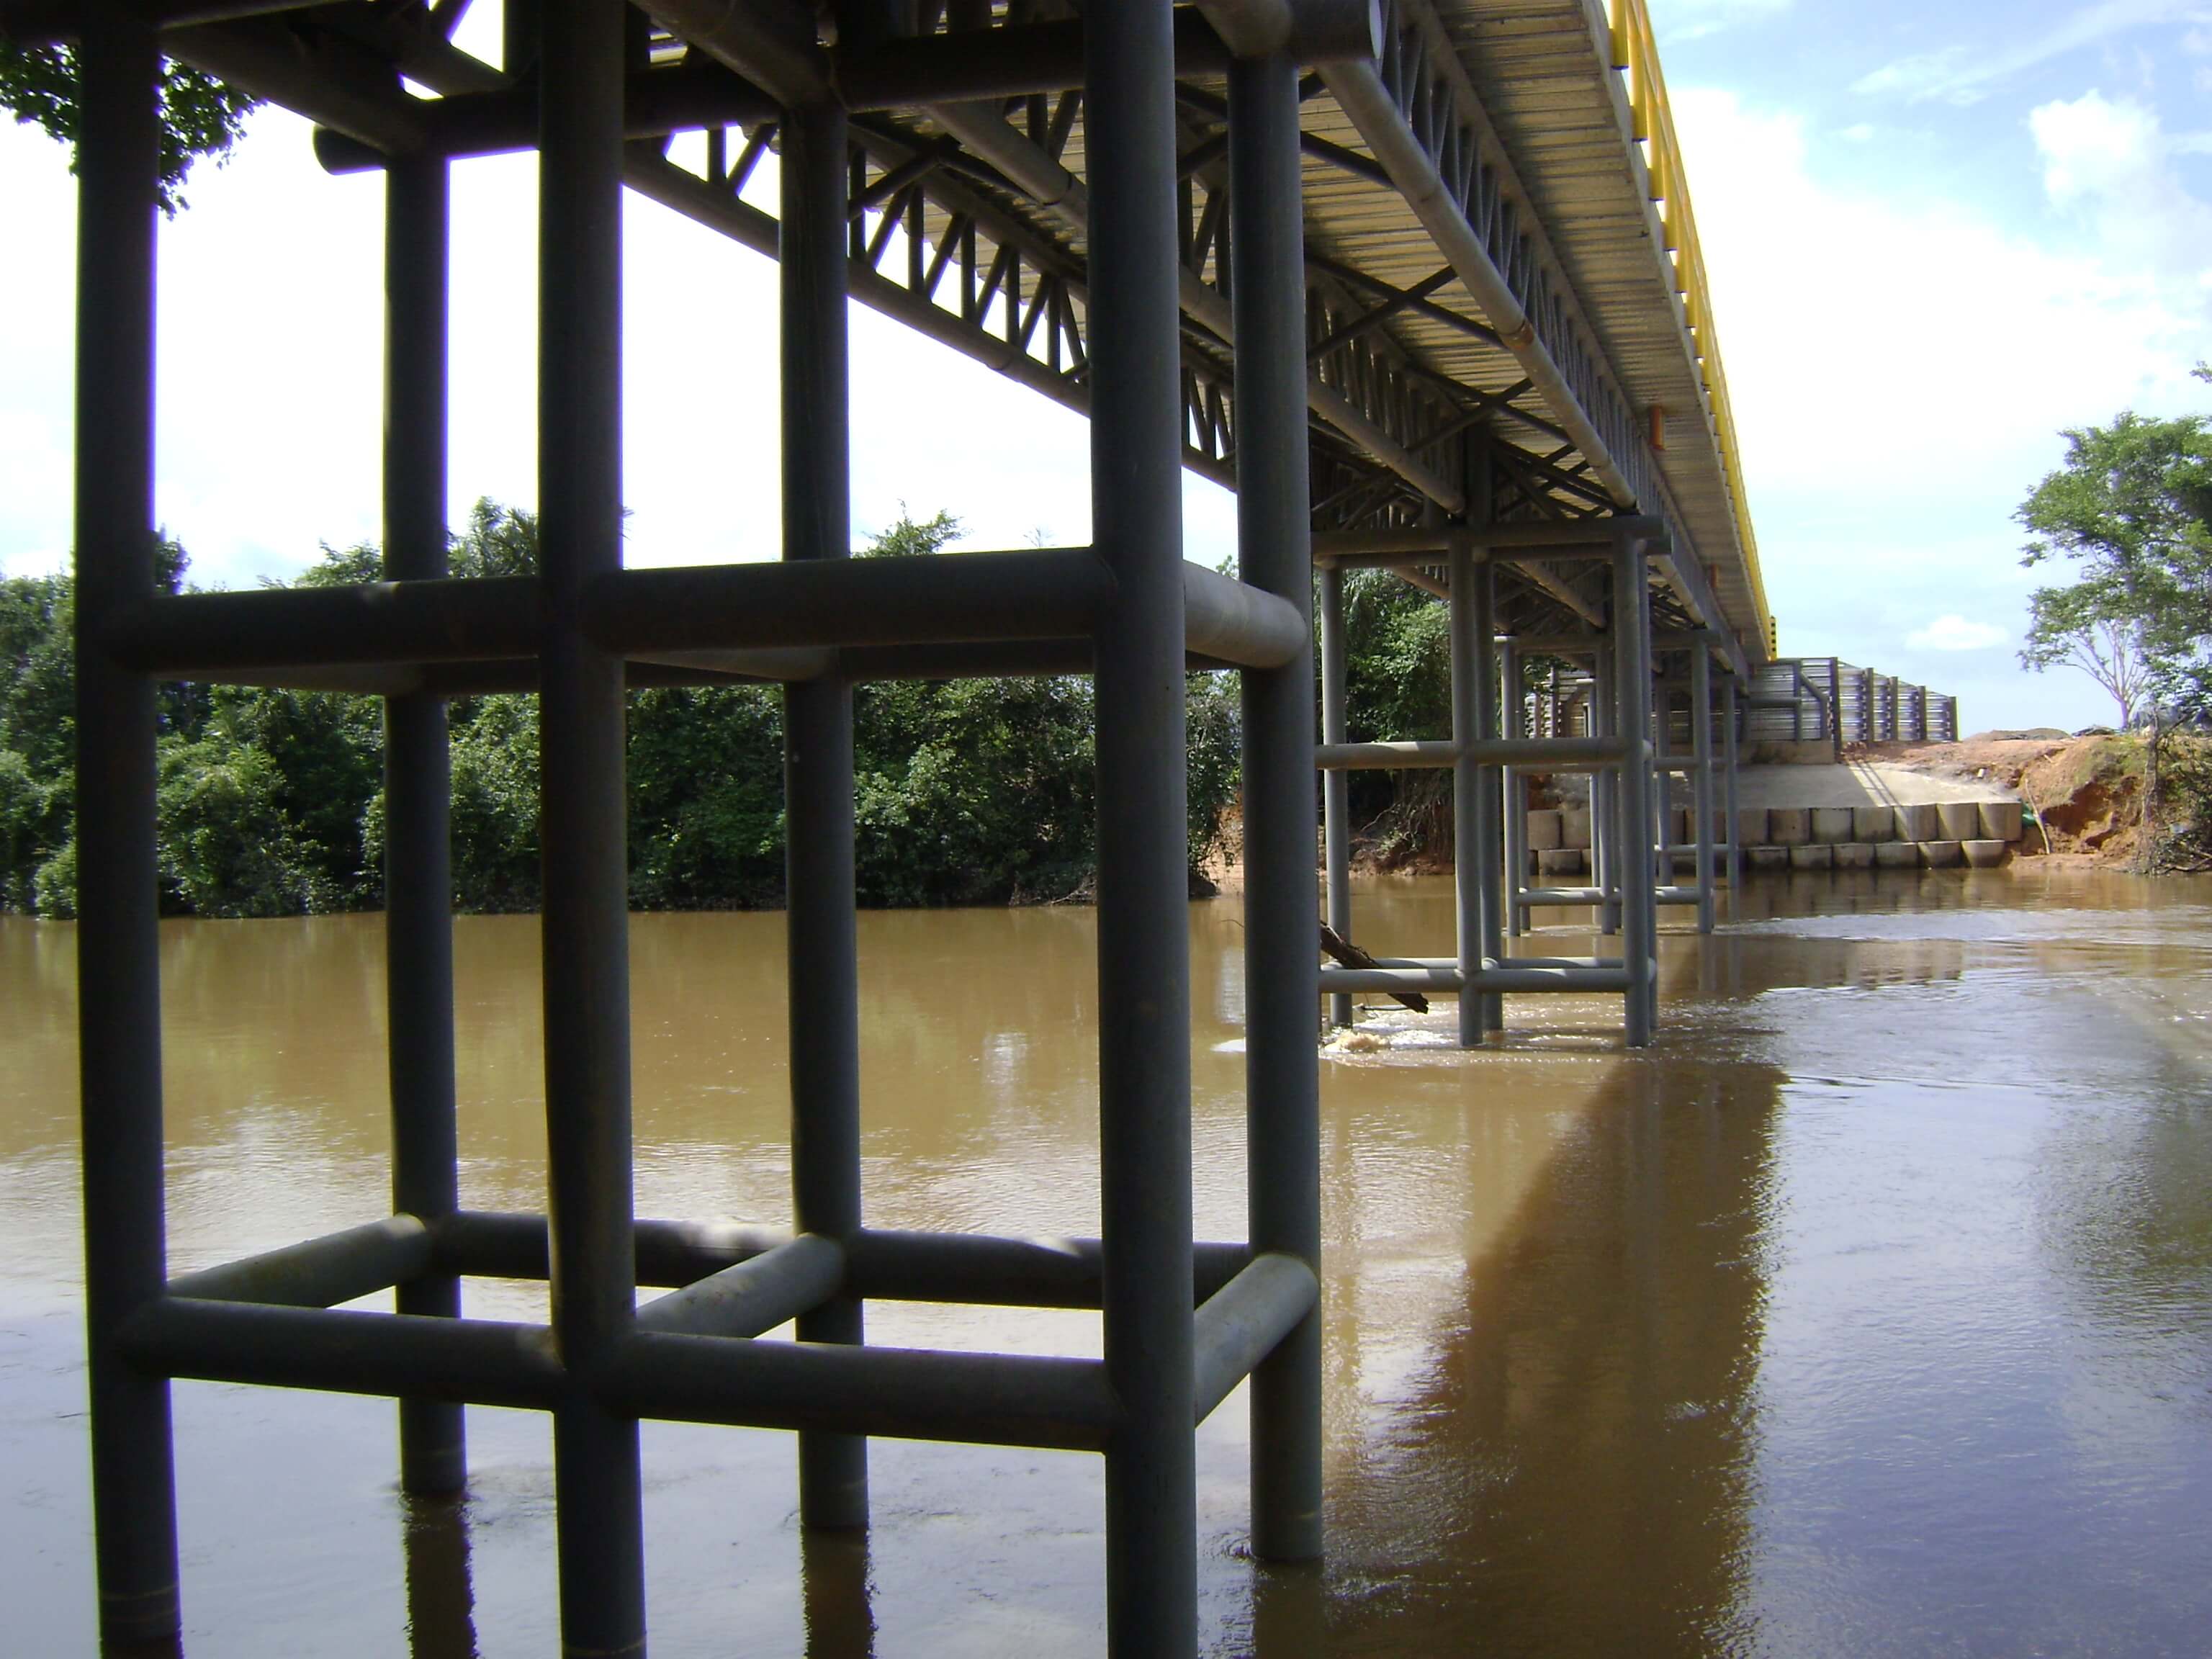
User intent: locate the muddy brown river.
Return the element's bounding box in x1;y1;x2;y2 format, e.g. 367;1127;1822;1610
4;867;2208;1655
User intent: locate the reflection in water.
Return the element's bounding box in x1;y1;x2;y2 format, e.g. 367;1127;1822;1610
801;1528;876;1659
403;1496;479;1659
2;864;2210;1655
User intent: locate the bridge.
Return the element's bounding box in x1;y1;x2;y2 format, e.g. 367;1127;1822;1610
19;0;1827;1653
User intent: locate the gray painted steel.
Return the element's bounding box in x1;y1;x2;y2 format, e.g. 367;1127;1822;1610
534;2;647;1649
382;143;467;1498
71;13;181;1645
1231;45;1326;1565
1087;5;1200;1646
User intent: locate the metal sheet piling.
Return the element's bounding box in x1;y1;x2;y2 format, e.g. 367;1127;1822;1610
1086;2;1199;1646
535;0;647;1646
382;143;467;1497
781;86;871;1535
1229;42;1323;1565
72;11;181;1641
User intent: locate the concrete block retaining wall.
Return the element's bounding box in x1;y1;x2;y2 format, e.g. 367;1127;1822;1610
1516;790;2026;878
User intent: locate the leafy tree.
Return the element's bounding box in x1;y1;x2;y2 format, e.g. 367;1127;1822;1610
2019;395;2212;868
1;42;255;213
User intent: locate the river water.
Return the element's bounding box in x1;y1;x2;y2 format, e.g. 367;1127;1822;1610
3;868;2208;1656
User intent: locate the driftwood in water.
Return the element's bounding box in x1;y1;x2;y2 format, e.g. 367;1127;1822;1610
1318;922;1430;1014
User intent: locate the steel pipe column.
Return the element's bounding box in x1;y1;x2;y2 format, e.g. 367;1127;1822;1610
1318;564;1352;1028
781;84;870;1534
1087;3;1199;1649
73;8;181;1644
382;146;466;1498
1593;644;1619;935
1690;644;1716;934
1501;638;1525;940
1716;677;1734;902
1448;545;1484;1046
1228;43;1323;1565
536;0;646;1649
1612;541;1655;1048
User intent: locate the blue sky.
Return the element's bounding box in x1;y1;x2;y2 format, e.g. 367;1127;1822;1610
2;0;2208;729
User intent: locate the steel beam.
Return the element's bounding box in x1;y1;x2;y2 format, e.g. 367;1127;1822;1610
536;1;647;1648
382;141;467;1498
781;87;870;1534
1449;540;1484;1046
1691;639;1716;933
167;1216;433;1308
1229;42;1323;1565
1087;5;1197;1647
1191;1253;1321;1425
71;9;180;1645
1318;564;1354;1029
841;1231;1250;1308
1614;539;1656;1047
632;1233;846;1338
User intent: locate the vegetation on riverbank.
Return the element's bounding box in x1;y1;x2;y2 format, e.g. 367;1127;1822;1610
0;505;1244;918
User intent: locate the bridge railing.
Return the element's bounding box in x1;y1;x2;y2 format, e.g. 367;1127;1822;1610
1606;0;1770;652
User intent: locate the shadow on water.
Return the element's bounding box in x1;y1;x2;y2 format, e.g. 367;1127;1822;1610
402;1494;480;1659
1283;1054;1784;1658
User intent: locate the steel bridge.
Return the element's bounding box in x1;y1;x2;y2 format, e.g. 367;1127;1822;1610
20;0;1786;1652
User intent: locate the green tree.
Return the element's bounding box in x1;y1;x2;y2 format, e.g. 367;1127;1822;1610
2019;395;2212;868
1;42;255;213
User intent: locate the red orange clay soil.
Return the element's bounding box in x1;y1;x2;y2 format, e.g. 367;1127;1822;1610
1861;733;2159;863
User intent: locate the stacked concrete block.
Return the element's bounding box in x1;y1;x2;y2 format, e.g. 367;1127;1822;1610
1811;807;1856;845
1979;801;2023;842
1936;802;1980;841
1560;809;1592;850
1526;810;1563;851
1921;840;1964;868
1874;841;1920;868
1963;840;2008;868
1788;844;1834;871
1748;845;1791;871
1769;808;1812;847
1833;842;1876;869
1736;808;1767;850
1894;803;1938;842
1852;806;1892;842
1537;848;1586;876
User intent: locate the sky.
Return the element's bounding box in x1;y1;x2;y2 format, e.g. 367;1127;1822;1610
2;0;2208;732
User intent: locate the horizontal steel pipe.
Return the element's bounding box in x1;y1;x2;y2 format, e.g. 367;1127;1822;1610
1190;0;1380;60
433;1210;790;1288
1474;518;1663;551
116;1299;567;1411
1365;955;1624;971
606;1332;1118;1452
1191;1253;1319;1425
108;577;540;676
1517;886;1607;905
591;549;1111;655
633;1233;845;1338
1317;965;1460;994
1463;735;1625;767
1315;739;1457;771
843;1229;1250;1309
1182;565;1307;669
1;0;349;45
167;1215;432;1309
314;61;776;173
1470;966;1631;994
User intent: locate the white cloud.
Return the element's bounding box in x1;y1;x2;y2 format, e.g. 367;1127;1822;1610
1908;615;2011;652
1667;88;2206;723
1852;0;2212;104
1840;122;1877;143
2029;90;2212;287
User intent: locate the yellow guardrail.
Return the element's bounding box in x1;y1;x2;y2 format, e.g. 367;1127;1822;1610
1606;0;1773;655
